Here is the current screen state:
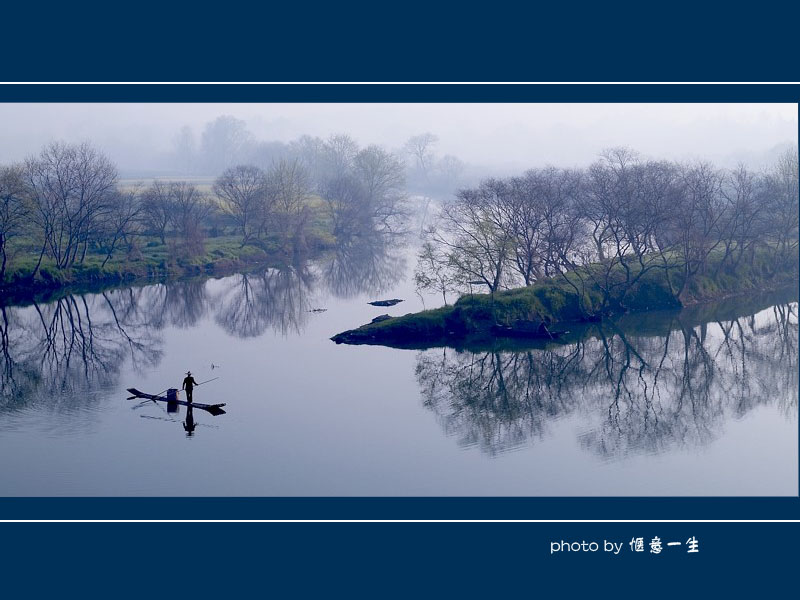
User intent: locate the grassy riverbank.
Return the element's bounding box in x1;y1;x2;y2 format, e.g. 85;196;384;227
0;189;337;300
0;229;336;305
331;250;799;346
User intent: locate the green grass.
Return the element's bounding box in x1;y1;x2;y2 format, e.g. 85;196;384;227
332;247;799;345
1;188;342;293
1;229;331;295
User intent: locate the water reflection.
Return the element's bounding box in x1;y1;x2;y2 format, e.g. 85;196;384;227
139;280;209;329
321;231;407;299
139;410;218;438
0;294;162;419
184;404;196;436
415;293;797;459
213;265;315;337
0;228;409;421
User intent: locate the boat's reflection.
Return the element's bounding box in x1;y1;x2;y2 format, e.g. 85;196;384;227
139;403;219;438
130;386;225;437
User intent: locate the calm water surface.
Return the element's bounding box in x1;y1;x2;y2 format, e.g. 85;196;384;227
0;234;797;496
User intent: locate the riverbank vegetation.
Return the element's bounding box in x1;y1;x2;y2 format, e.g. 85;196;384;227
333;248;798;347
0;137;408;295
336;146;798;345
415;146;798;305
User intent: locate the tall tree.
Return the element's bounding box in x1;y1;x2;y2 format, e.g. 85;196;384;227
172;125;197;173
200;115;254;173
266;159;311;250
169;182;212;256
404;133;439;179
213;165;270;246
24;142;118;271
353;145;407;233
140;180;173;244
0;165;28;281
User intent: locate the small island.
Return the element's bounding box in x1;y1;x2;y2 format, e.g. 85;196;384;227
333;148;799;347
332;254;798;348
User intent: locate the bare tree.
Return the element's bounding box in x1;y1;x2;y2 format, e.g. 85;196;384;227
0;165;28;282
715;164;768;275
172;125;196;173
672;161;726;296
504;167;581;285
288;135;326;180
24;142;118;272
405;133;439;179
213;165;270;246
140;180;173;244
98;186;143;268
431;179;513;293
322;134;359;180
414;239;459;305
436;154;465;188
764;146;799;267
168;182;212;257
266;159;312;250
321;174;370;237
200;115;254;173
354;145;407;233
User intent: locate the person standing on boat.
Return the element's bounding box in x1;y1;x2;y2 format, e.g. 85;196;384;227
182;371;198;403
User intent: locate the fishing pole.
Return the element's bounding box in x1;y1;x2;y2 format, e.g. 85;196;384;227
127;385;171;400
194;377;220;387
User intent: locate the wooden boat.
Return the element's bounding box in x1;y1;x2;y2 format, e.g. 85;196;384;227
126;388;227;416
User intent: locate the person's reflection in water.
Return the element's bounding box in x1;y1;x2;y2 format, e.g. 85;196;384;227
183;404;196;437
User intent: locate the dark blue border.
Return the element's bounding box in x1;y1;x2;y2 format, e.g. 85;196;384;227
4;4;800;84
1;83;797;521
3;522;795;595
0;497;798;520
2;83;800;102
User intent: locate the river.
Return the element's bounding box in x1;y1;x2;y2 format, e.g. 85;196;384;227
0;232;796;496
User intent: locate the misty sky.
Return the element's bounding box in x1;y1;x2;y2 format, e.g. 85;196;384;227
0;103;796;174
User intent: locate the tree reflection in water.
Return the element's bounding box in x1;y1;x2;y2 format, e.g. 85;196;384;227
210;231;408;338
0;227;410;418
321;231;407;299
0;293;163;419
213;265;315;338
415;298;797;459
131;279;209;330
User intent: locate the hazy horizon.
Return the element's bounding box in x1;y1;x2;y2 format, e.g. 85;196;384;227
0;102;796;175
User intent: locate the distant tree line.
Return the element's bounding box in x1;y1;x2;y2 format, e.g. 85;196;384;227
0;137;408;283
170;116;467;195
212;133;409;244
416;147;799;311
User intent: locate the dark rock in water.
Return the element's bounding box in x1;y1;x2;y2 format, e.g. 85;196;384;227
371;314;392;323
308;308;328;313
368;298;403;307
